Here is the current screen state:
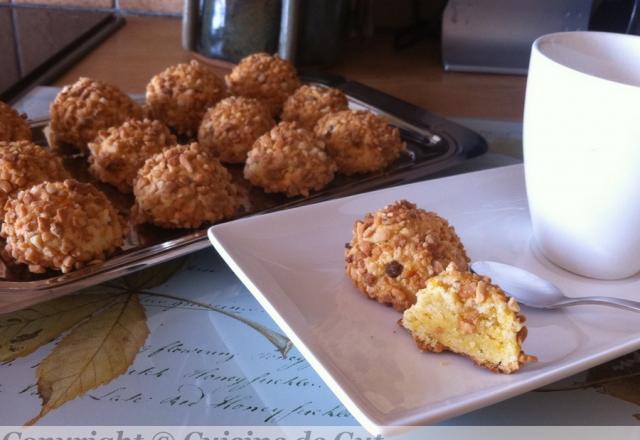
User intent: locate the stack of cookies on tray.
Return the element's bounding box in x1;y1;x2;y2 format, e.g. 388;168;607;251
0;53;407;275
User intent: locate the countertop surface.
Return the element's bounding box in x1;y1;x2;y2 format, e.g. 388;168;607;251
54;16;527;121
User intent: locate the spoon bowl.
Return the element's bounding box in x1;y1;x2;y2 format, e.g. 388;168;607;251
470;260;640;312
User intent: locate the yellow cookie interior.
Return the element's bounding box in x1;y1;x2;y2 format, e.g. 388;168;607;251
402;266;530;373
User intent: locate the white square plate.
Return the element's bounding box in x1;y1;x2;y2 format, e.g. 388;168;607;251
208;164;640;435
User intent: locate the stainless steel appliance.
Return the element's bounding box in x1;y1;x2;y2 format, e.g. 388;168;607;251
441;0;593;74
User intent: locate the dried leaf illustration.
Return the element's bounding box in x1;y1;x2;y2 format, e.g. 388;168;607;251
539;350;640;410
0;294;117;362
26;293;149;425
586;351;640;406
75;284;130;296
597;377;640;406
118;257;294;357
119;257;187;291
139;291;293;358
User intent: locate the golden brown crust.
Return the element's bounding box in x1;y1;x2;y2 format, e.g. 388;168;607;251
49;77;143;152
197;96;274;164
314;110;406;175
345;200;469;311
1;179;125;273
281;85;348;130
243;121;337;197
413;333;526;373
133;143;243;228
403;264;536;374
225;53;301;116
146;60;226;137
0;102;31;142
0;141;70;216
88;118;177;193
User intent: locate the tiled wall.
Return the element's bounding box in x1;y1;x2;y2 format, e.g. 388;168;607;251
6;0;184;16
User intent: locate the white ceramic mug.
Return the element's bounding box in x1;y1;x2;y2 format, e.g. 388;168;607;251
524;31;640;280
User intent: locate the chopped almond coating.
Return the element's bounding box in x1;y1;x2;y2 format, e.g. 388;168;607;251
345;200;469;311
225;53;301;116
49;77;143;152
0;141;70;216
1;179;126;273
0;101;31;142
314;110;406;175
402;263;536;373
281;85;348;130
146;60;226;136
198;96;274;164
88;118;177;193
133;143;243;228
244;121;337;197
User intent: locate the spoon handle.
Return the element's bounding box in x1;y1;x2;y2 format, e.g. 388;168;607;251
558;296;640;312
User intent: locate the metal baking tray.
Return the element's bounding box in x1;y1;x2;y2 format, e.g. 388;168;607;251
0;72;487;312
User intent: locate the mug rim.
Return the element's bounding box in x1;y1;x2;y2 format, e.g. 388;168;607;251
532;31;640;89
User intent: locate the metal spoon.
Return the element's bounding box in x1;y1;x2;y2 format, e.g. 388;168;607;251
470;260;640;312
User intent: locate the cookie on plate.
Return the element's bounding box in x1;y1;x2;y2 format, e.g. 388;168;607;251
0;140;70;215
0;101;31;142
281;85;348;130
345;200;469;311
133;143;243;228
49;77;143;152
244;121;336;197
1;179;125;273
225;53;301;116
315;110;405;175
88;118;177;193
402;263;536;373
146;60;226;137
198;96;274;164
